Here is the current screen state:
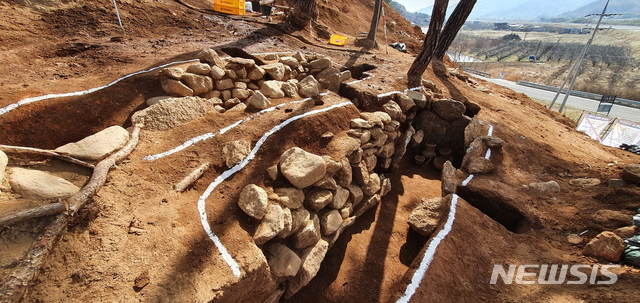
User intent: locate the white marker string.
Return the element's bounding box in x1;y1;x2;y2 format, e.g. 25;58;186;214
0;59;199;116
396;194;459;303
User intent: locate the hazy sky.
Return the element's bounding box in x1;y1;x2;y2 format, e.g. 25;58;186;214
394;0;460;13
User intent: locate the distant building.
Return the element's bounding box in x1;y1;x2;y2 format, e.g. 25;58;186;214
494;22;509;30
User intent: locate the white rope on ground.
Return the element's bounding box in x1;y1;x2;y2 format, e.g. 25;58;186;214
0;59;200;116
396;194;459;303
197;101;351;278
399;121;495;302
142;97;316;161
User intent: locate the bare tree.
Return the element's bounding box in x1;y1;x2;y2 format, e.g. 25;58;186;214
287;0;318;28
407;0;449;86
433;0;477;59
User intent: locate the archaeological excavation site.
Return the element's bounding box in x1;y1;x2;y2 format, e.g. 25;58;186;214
1;0;639;302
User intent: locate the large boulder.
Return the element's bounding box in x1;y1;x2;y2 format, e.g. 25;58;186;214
161;78;193;97
131;97;218;131
407;196;450;237
297;76;320;98
286;239;329;298
197;48;225;68
432;98;466;121
9;167;80;200
254;204;285;245
182;73;213;96
362;173;381;196
280;147;326;189
308;58;331;70
279;56;300;68
186;63;212;75
247;91;271;110
262;63;287;81
621;164;640;185
222;140;251;168
260;80;285;99
329;186;350;209
266;243;302;278
582;231;625;262
382;101;403;120
55;126;129;161
238;184;269;220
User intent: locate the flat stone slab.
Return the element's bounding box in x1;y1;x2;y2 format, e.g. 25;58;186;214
55;125;129;161
9;167;80;200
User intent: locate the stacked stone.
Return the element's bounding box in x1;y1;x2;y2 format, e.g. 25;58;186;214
237;145;391;298
157;49;352;112
411;80;482;157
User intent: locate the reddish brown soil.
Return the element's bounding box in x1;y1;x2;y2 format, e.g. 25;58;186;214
1;1;640;303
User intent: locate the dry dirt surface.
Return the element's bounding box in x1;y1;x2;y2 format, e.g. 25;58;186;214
1;0;640;303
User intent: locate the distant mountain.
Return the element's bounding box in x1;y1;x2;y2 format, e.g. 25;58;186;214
389;1;431;26
561;0;640;19
413;0;625;21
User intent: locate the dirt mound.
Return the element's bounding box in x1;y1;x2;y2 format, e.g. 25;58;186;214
1;1;640;302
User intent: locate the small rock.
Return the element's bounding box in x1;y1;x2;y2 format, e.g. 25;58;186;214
186;63;212;75
582;231;625;262
279;56;300;68
569;178;601;187
279;207;293;238
305;189;333;211
280;147;326;189
267;243;302;278
593;209;632;228
621;164;640;185
567;234;583;245
467;157;494;174
260;80;285;99
161;78;193;97
320;210;342;236
254;204;285;245
309;58;331;70
526;181;560;196
613;226;638;239
55;126;129;161
222;140;251;168
247;91;271;109
238;184;269;220
329;186;350;209
0;150;9;185
608;179;627;188
348;184;364;206
133;270;150;289
159;67;185;80
275;187;305;209
197;48;225;68
291;208;310;234
292;214;321;249
210;66;226;80
380;177;391;197
247;66;267;80
9;167;80;200
215;79;235;91
363;173;381;196
286;239;329;298
262;63;287;81
395;93;416;113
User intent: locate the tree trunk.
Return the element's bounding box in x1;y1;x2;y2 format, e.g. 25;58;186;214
407;0;449;87
287;0;318;28
433;0;477;59
366;0;384;44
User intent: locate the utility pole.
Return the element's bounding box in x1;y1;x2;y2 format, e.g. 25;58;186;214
548;0;610;112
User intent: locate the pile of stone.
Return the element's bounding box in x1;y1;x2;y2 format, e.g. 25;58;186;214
1;126;129;200
157;49;352;112
237;145;391;298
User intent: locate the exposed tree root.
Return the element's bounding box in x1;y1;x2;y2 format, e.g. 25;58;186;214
0;145;95;169
0;203;66;227
0;124;143;303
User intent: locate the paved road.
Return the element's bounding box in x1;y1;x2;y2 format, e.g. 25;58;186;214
475;76;640;123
